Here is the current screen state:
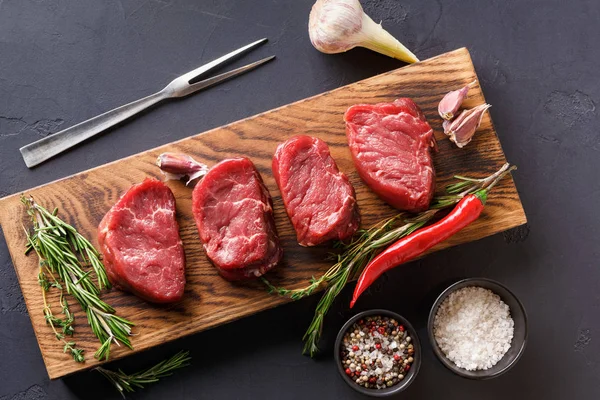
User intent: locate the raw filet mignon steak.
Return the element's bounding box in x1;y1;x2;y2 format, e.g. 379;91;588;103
272;135;360;246
192;157;283;281
344;98;436;212
98;178;186;303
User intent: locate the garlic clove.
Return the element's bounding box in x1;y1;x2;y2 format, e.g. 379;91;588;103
308;0;418;63
156;152;209;186
442;119;451;134
445;104;491;148
438;81;477;120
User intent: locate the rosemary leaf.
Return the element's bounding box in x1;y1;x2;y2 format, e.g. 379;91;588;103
96;351;191;397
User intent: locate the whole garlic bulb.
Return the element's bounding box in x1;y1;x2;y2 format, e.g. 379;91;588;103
309;0;419;63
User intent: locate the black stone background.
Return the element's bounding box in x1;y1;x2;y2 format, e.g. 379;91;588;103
0;0;598;399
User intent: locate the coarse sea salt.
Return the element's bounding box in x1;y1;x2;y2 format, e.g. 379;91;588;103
433;286;514;371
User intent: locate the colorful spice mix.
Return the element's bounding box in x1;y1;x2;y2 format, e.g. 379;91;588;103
340;315;415;390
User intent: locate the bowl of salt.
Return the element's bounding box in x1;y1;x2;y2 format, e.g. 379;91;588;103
427;278;528;379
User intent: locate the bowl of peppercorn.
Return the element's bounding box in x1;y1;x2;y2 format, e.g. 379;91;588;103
334;309;421;397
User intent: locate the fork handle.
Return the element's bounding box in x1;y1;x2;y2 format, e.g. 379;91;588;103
20;90;170;168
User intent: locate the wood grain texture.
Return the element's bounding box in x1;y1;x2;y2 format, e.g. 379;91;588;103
0;48;526;379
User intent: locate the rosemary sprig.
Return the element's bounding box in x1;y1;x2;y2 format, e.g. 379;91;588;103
37;267;84;362
96;351;191;397
22;196;134;361
263;163;516;357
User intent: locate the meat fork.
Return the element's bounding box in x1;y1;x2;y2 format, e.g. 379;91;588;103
20;38;274;168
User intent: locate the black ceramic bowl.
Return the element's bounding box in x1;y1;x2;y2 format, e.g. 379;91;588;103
427;278;528;379
334;309;422;397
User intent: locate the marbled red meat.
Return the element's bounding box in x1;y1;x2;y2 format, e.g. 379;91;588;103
192;157;282;281
344;98;436;212
272;135;360;246
98;178;186;303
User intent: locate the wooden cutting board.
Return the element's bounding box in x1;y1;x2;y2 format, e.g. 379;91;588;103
0;48;526;379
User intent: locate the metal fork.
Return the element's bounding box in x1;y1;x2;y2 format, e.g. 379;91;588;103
20;38;274;168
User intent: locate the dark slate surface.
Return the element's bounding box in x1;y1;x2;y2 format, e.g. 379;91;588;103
0;0;598;399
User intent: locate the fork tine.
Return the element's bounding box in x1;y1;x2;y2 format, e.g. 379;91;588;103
178;38;268;84
177;56;276;98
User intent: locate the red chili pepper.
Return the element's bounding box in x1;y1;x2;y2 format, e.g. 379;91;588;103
350;191;487;308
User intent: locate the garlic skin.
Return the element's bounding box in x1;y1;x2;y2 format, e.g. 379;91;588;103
309;0;419;63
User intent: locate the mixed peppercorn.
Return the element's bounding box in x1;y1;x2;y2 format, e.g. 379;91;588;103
340;315;415;389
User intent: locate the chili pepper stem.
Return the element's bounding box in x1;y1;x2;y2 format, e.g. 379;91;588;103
474;189;488;204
